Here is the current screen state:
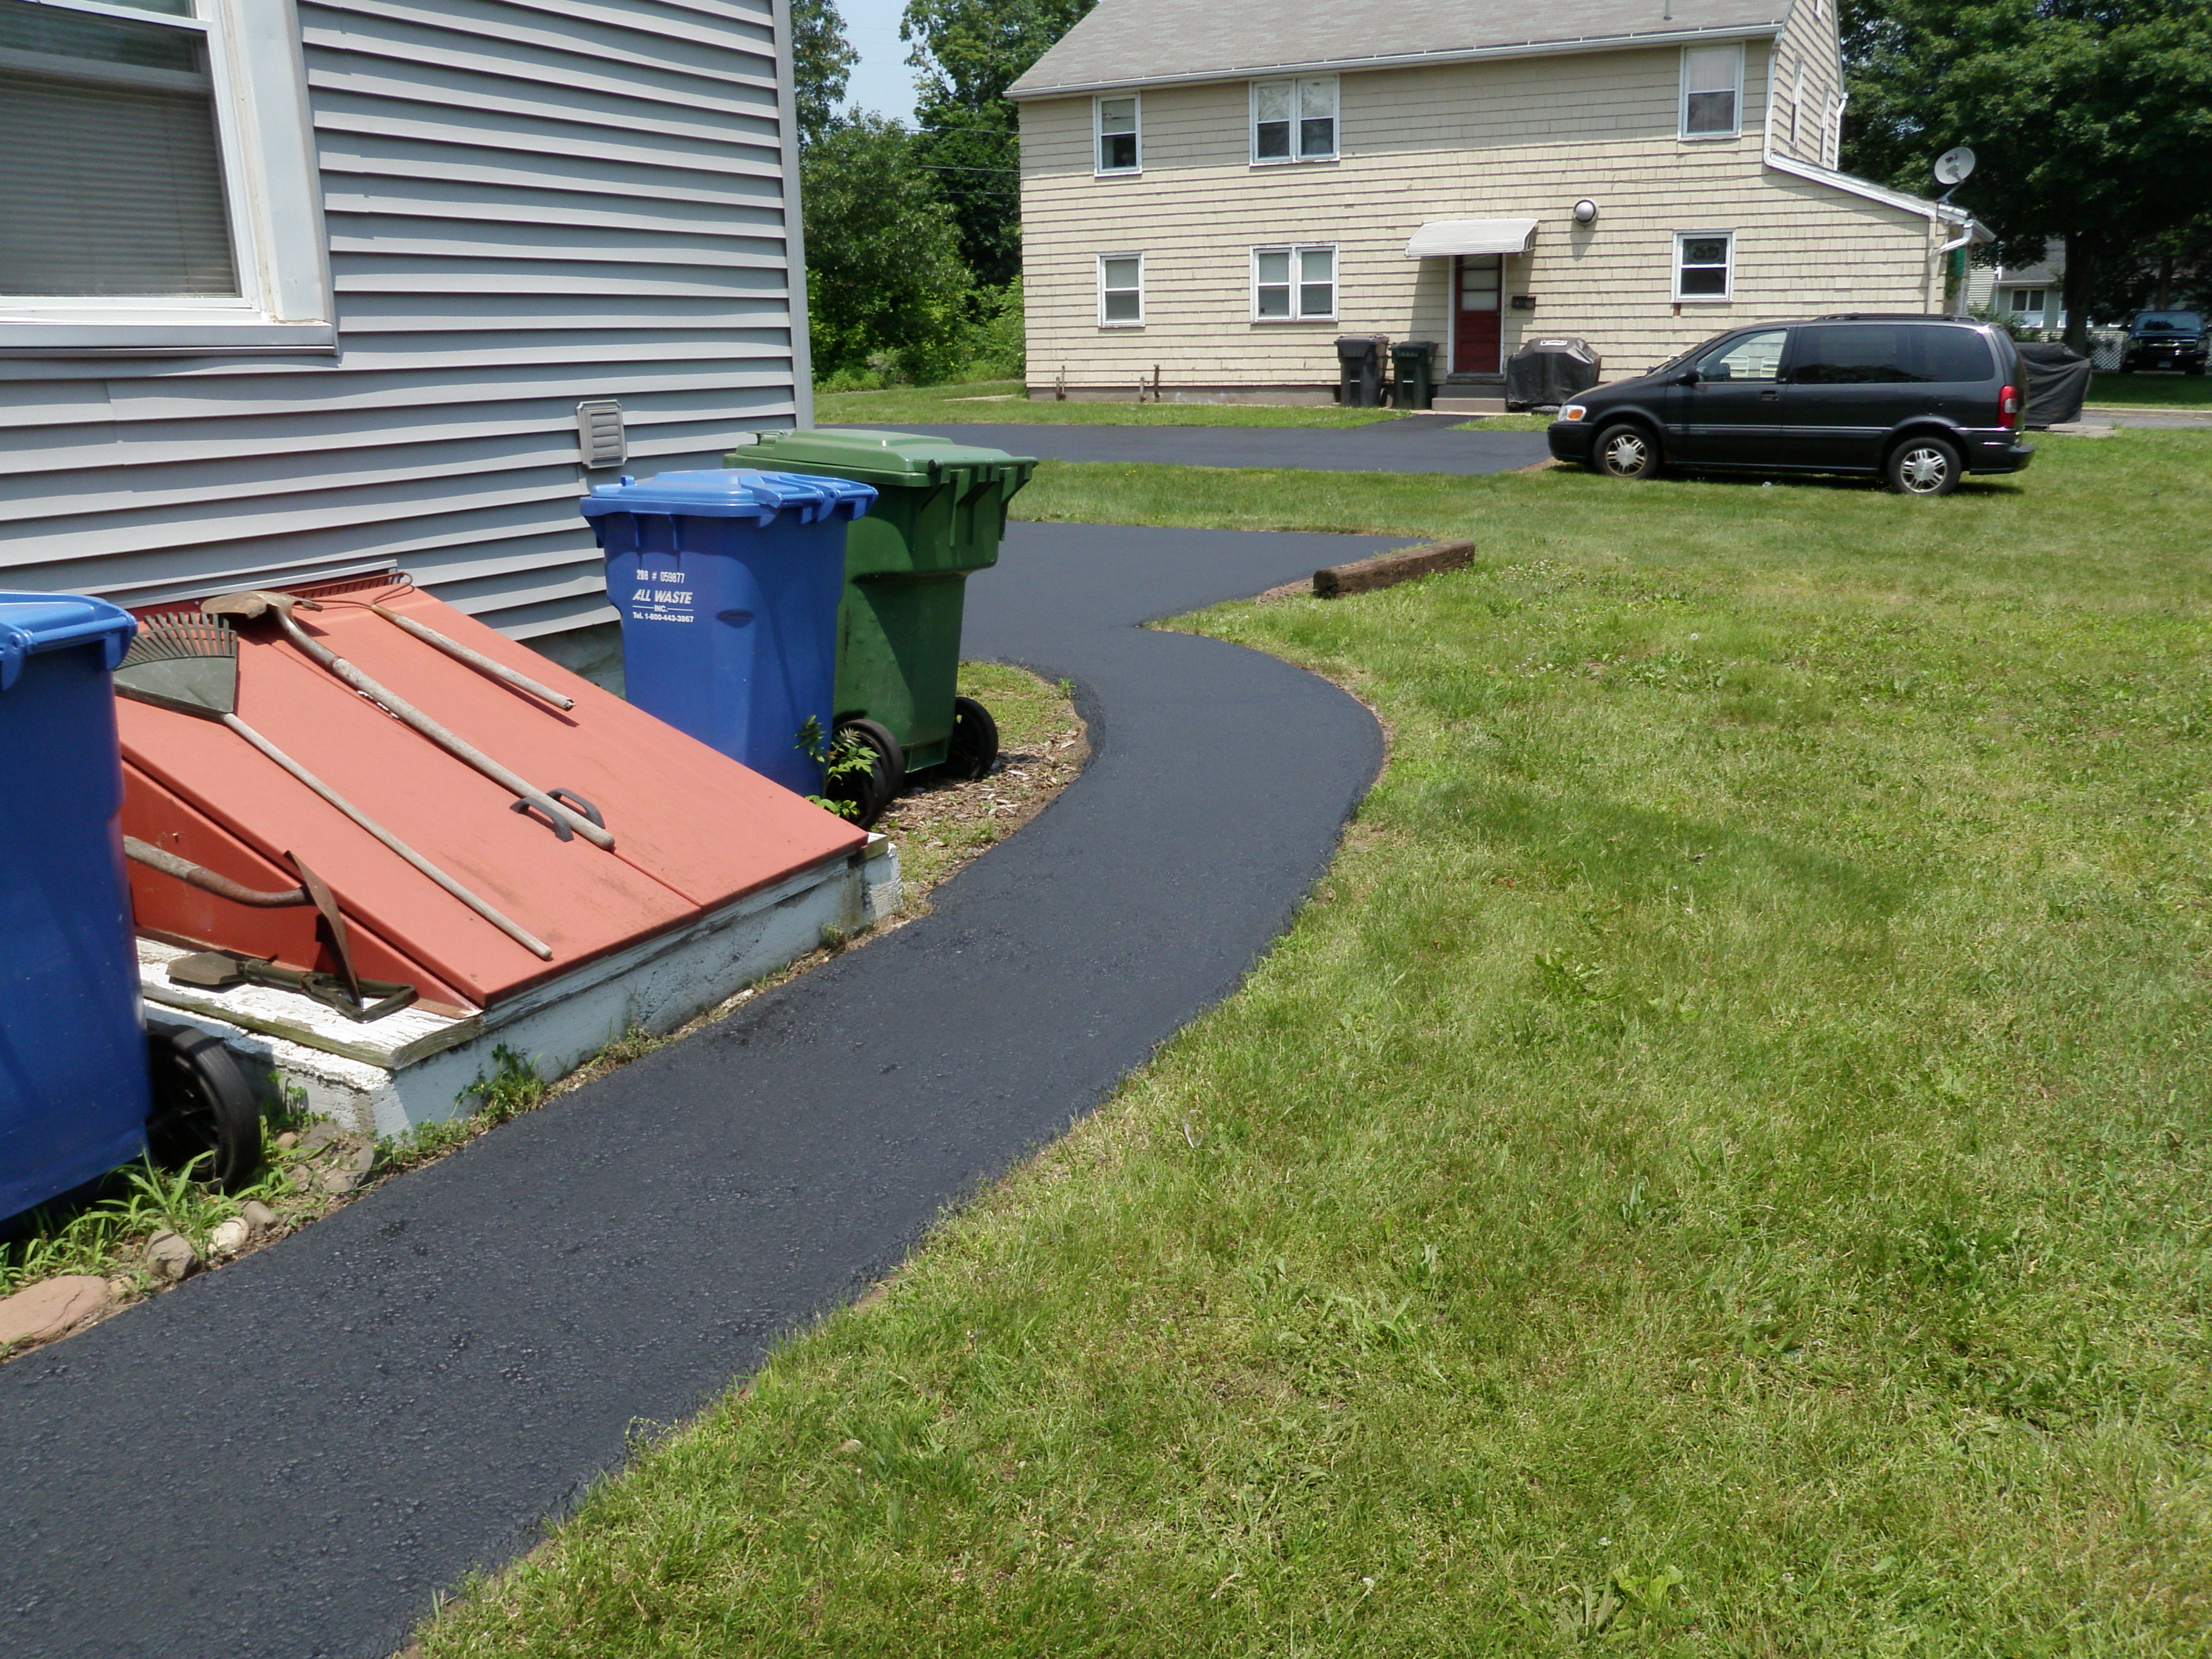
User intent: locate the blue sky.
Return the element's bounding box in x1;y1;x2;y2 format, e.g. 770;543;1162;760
837;0;923;124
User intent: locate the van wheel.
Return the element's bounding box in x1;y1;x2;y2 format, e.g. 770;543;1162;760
1885;435;1962;496
1593;423;1660;480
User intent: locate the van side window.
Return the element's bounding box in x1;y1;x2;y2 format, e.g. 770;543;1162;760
1696;330;1788;381
1794;325;1995;384
1919;327;1997;381
1792;325;1910;384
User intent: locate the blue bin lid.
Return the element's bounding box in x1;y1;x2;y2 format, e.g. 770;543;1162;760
579;469;876;528
0;592;136;694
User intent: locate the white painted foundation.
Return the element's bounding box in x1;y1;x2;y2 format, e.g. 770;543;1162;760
141;837;900;1139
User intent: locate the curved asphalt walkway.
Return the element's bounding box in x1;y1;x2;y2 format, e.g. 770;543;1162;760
0;523;1403;1659
829;416;1552;473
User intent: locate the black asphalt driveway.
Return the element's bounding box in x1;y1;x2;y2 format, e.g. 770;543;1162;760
0;523;1403;1659
826;415;1551;474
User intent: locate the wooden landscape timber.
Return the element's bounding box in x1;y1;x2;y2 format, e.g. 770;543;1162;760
1312;538;1476;598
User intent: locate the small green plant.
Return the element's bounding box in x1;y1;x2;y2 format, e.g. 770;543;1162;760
796;716;877;819
464;1044;545;1126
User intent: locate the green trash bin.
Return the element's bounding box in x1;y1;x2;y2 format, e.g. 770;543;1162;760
1390;340;1436;409
736;429;1037;811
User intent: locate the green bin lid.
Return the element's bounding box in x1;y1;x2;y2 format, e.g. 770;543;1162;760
745;428;1036;486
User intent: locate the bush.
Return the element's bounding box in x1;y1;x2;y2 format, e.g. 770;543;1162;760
959;276;1025;381
802;115;973;384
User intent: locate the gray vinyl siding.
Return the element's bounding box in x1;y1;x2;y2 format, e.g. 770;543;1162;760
0;0;803;639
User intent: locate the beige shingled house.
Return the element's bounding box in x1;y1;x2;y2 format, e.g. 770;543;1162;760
1007;0;1985;405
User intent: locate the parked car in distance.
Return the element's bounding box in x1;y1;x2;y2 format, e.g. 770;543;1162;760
1547;315;2033;495
2119;310;2207;375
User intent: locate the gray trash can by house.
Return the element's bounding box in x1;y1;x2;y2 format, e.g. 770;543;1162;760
1336;336;1387;407
1390;340;1437;409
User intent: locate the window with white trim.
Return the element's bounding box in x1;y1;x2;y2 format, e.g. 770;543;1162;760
1252;244;1335;321
2005;287;2048;326
1674;232;1734;301
1680;44;1743;138
1098;253;1143;326
0;0;332;355
1251;76;1336;164
1791;61;1805;153
1094;94;1138;174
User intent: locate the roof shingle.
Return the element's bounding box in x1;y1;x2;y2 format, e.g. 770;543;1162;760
1008;0;1789;99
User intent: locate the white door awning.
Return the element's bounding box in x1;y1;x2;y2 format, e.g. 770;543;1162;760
1403;218;1538;258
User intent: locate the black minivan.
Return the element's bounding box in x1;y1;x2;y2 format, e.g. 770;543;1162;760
1546;316;2034;494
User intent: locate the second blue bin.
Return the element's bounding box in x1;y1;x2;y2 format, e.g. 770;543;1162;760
0;592;151;1224
581;469;876;797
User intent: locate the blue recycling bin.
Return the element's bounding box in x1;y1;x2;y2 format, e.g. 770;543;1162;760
0;593;152;1224
581;470;877;797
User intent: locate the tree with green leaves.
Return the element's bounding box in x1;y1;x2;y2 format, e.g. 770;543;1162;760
900;0;1098;286
1841;0;2212;347
800;113;974;383
791;0;858;150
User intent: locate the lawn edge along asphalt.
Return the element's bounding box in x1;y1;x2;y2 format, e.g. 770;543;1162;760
0;521;1398;1659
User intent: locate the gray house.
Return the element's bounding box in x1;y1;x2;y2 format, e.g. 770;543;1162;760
0;0;806;652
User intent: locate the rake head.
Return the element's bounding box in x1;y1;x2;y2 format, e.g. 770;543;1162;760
114;612;240;719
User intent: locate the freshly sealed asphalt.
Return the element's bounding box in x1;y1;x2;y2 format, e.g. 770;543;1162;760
0;522;1403;1659
828;415;1552;473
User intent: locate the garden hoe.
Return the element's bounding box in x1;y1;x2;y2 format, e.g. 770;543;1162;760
113;613;554;960
200;588;615;850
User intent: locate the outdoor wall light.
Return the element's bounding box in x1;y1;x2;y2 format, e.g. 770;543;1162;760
1572;198;1599;226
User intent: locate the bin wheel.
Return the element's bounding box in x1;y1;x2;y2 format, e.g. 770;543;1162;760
827;718;905;828
146;1026;262;1192
945;695;999;782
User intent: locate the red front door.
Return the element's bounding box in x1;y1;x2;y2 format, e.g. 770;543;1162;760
1455;254;1503;374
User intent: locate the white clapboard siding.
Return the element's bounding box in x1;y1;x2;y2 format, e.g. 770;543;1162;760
1021;39;1945;394
0;0;805;639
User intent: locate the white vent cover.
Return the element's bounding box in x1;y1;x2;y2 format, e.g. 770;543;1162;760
576;400;626;468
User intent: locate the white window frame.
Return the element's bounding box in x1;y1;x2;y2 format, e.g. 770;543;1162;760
1678;43;1744;141
1093;92;1140;176
1248;75;1338;166
0;0;334;357
1790;61;1805;153
1673;230;1735;303
1096;252;1144;327
1249;243;1336;323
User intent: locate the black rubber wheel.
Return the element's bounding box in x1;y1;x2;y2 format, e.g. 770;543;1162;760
943;695;999;781
1885;434;1963;496
826;717;905;828
146;1026;262;1191
1592;422;1660;480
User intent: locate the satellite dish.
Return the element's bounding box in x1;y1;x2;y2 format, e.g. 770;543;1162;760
1934;147;1976;186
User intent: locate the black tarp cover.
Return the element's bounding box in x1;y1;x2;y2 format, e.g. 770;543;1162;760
1505;337;1601;407
2016;341;2091;427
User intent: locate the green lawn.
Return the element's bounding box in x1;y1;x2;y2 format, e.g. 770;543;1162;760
2085;372;2212;409
420;431;2212;1657
816;380;1406;428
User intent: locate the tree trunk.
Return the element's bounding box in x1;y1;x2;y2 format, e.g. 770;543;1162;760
2156;252;2174;310
2062;237;2094;352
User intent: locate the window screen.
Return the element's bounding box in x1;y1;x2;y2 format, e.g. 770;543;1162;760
1681;45;1740;136
0;0;237;297
1253;78;1336;163
1099;254;1142;324
1253;245;1333;319
1676;233;1732;297
1097;96;1136;172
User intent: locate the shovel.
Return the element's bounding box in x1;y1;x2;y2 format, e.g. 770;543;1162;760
114;614;554;960
201;589;615;851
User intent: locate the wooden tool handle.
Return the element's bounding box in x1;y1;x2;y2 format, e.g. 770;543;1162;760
221;713;554;960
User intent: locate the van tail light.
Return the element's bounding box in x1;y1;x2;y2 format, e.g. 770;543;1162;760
1999;384;2020;429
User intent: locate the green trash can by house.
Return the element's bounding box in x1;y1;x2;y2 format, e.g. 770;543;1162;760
1390;340;1437;409
737;429;1036;816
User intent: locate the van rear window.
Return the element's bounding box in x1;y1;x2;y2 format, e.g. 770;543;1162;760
1792;324;1993;384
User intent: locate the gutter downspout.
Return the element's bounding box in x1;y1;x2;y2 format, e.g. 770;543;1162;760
1933;224;1974;315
